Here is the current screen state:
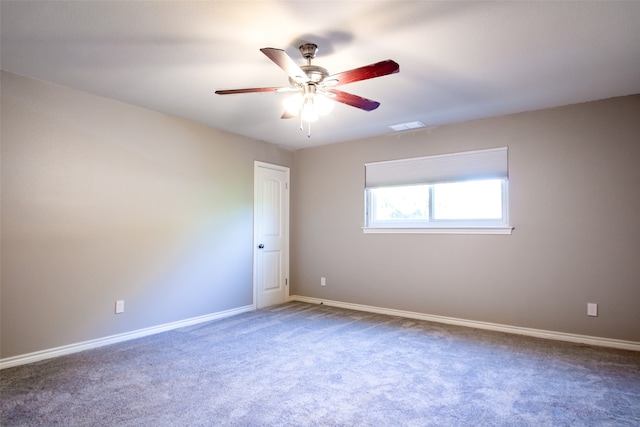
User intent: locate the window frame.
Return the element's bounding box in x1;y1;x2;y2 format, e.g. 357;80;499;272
363;148;514;235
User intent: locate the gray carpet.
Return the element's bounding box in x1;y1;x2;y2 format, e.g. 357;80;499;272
1;302;639;426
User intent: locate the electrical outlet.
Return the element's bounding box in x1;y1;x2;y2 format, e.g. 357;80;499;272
587;303;598;317
115;300;125;314
320;277;326;286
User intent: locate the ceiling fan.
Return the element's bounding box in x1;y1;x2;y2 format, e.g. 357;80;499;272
215;43;399;136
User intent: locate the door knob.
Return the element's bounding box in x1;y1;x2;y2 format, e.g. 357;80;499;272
258;244;265;249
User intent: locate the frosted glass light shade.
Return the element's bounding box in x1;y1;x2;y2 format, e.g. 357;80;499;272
283;92;334;122
314;94;334;116
283;95;303;115
301;101;319;122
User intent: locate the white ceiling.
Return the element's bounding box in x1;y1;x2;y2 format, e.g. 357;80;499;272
2;1;640;150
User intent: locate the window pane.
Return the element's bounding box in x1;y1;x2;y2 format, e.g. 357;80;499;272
371;184;429;221
433;179;503;220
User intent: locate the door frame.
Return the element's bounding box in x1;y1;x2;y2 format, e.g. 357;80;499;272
253;161;290;308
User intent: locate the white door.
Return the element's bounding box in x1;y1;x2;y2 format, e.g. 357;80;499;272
254;162;289;308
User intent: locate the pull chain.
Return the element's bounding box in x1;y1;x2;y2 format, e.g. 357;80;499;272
299;115;312;138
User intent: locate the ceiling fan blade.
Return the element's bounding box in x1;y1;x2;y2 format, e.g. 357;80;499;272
329;60;399;86
281;110;297;119
328;89;380;111
260;48;309;83
215;87;282;95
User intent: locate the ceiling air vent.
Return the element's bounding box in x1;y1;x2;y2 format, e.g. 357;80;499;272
389;121;425;131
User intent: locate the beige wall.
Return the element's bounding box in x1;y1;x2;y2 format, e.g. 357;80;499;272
1;71;293;358
291;95;640;342
2;69;638;361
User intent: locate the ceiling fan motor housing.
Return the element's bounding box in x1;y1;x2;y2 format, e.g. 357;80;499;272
285;44;328;87
288;65;329;86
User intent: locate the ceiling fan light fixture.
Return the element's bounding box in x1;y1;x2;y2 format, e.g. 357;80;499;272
283;94;303;116
314;93;335;116
284;91;334;121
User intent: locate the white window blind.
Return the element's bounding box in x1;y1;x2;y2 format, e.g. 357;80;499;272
365;147;508;188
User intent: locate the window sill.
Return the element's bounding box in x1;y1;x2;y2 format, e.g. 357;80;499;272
362;226;514;235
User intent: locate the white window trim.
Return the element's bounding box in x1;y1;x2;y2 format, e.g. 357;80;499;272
362;226;514;235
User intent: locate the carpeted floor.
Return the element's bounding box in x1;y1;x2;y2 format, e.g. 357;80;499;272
1;301;639;426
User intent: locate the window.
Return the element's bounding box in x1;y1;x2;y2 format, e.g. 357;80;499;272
364;147;512;234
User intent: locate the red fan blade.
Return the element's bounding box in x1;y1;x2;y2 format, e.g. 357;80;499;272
329;60;399;86
260;48;309;83
215;87;282;95
328;89;380;111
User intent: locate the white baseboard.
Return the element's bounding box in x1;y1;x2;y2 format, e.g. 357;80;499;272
4;298;637;370
289;295;640;352
0;305;255;370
